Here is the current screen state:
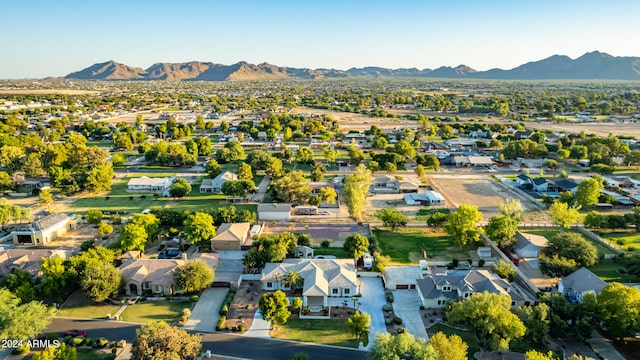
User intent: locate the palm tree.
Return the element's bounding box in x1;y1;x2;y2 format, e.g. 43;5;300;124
282;270;304;293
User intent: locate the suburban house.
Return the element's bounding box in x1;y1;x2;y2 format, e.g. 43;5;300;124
371;175;419;193
0;249;71;277
416;269;530;308
11;213;75;246
261;259;358;307
467;156;494;168
200;171;238;193
516;174;550;192
119;253;218;296
210;223;252;251
19;177;51;190
514;130;533;140
553;179;580;194
404;190;446;206
127;176;174;192
558;267;607;303
514;231;548;259
257;203;292;221
384;266;426;290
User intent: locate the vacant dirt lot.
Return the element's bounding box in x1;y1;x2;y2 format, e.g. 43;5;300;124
525;121;640;138
290;106;418;131
263;223;369;247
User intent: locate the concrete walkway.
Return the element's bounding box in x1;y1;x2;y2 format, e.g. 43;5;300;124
183;288;229;332
244;309;271;338
392;290;429;340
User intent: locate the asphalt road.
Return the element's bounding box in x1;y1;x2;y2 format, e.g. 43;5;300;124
46;318;368;360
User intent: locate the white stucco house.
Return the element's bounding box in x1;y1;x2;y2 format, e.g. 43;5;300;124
11;213;76;246
261;259;358;306
200;171;238;193
127;176;174;192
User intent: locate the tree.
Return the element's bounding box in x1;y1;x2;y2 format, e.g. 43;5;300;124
343;164;373;220
540;255;578;277
369;332;438;360
448;292;525;352
343;234;370;260
265;157;284;178
86;209;103;225
319;187;337;205
0;269;35;303
40;256;70;301
394;140;416;158
525;350;558;360
292;297;303;312
484;215;518;247
414;164;426;178
549;202;580;228
498;198;524;221
39;188;53;206
169;178;192;198
426;211;449;230
372;252;390;273
85;163;115;192
259;290;291;326
282;270;304;293
347;144;364;164
429;331;468;360
375;208;408;231
174;260;214;294
445;204;484;247
32;343;76;360
347;311;370;339
542;232;598;267
184;212;216;245
97;222;113;238
310;161;326;182
324;149;339;162
491;260;516;282
205;159;222;178
132;321;201;360
0;288;55;341
296;148;314;164
270;171;311;205
597;282;640;340
0;171;11;191
81;263;121;302
236;163;253;180
516;303;550;349
543;159;559;170
117;223;148;251
574;178;603;208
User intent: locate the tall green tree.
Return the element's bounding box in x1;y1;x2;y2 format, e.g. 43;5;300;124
259;290;291;327
86;209;103;225
429;331;468;360
542;232;598;267
0;269;36;303
343;234;370;260
31;343;76;360
574;178;603;208
282;270;304;293
169;178;192;198
173;260;214;294
498;198;524;221
183;212;217;245
597;282;640;340
549;202;580;228
132;321;201;360
444;204;484;247
375;208;408;231
236;163;253;180
347;311;370;339
369;332;438;360
515;303;551;349
448;292;525;352
117;223;148;251
81;263;122;302
484;215;519;247
0;288;55;341
343;164;373;220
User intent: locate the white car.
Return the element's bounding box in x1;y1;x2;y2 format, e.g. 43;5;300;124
321;211;331;215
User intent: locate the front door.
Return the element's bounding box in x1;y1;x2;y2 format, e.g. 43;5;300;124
129;283;138;295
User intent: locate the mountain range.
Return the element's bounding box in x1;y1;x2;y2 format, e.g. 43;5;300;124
65;51;640;81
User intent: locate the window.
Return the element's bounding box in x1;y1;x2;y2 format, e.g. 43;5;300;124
437;299;445;306
332;288;339;294
155;285;162;293
266;282;273;289
442;286;451;291
143;282;151;290
344;288;350;295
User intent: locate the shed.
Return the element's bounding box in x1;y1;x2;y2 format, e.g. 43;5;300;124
257;203;292;221
425;191;445;205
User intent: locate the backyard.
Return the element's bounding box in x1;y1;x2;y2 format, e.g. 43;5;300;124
374;229;471;264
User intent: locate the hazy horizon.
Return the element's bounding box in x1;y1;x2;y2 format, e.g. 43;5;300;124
2;0;640;79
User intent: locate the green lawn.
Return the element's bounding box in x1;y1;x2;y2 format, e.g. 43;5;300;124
374;228;464;264
313;247;351;259
519;229;613;256
427;323;479;359
595;230;640;251
76;348;108;360
119;301;191;324
57;303;122;319
270;318;364;348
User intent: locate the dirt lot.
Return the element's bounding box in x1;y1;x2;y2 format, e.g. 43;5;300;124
290;106;418;131
525;121;640;138
263;223;369;247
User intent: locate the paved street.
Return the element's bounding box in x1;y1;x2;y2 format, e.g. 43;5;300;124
392;290;429;340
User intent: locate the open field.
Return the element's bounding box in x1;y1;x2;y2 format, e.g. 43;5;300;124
374;228;474;264
290;106;418;131
264;223;368;248
525;121;640;138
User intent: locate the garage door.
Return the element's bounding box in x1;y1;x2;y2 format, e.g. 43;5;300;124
211;281;231;288
396;284;409;290
410;284;416;289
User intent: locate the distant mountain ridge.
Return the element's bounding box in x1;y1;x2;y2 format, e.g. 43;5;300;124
65;51;640;81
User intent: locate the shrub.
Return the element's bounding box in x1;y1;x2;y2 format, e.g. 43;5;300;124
70;337;85;347
419;305;425;310
11;345;30;355
393;317;402;325
629;246;636;252
333;311;340;316
382;304;393;311
85;337;93;346
102;355;116;360
302;306;310;315
141;195;146;199
190;295;199;302
245;304;251;310
180;316;188;323
618;267;627;274
166;295;173;300
130;196;134;200
323;308;328;315
385;318;392;325
479;259;485;267
219;304;229;316
347;309;356;315
385;290;394;303
238;325;246;332
216;316;226;331
616;239;626;246
397;328;405;334
105;196;110;200
182;308;191;317
320;240;331;248
93;338;109;349
48;333;59;341
63;336;72;343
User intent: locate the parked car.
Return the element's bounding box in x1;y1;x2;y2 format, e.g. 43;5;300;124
321;211;331;215
65;329;87;337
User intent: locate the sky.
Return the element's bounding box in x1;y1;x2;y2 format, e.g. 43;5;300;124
2;0;640;79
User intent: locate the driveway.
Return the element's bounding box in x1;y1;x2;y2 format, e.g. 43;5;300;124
215;251;245;286
182;288;229;332
357;277;387;348
392;290;429;340
244;309;271;338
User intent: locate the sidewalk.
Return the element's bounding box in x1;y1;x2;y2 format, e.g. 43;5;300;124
590;331;626;360
243;309;271;338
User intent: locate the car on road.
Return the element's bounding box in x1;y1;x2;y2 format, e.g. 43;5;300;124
65;329;87;337
321;211;331;215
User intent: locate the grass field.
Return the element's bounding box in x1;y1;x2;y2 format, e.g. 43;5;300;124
519;229;613;255
119;301;191;324
427;323;479;358
312;247;351;258
595;230;640;250
76;349;103;360
57;302;121;319
270;318;363;348
373;229;467;264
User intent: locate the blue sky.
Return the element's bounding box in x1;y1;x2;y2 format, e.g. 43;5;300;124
2;0;640;79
